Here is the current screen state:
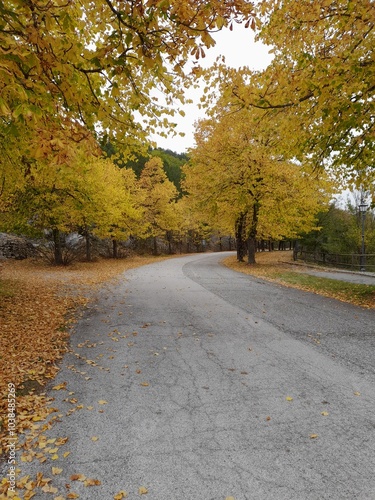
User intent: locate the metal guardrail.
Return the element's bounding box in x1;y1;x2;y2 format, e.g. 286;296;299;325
295;251;375;272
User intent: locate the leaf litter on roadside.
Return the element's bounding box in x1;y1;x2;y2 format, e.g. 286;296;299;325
0;256;171;497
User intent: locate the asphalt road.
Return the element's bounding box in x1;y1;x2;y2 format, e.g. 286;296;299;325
7;252;375;499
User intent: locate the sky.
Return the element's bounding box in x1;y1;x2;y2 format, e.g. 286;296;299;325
152;25;274;153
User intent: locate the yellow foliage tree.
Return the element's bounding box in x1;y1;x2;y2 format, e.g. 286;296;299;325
0;0;256;150
184;108;333;263
137;157;179;254
202;1;375;192
0;128;140;263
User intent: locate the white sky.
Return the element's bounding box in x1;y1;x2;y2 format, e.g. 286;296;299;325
152;25;274;153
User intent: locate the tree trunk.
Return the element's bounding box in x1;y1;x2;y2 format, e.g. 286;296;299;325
85;229;91;262
247;236;257;264
166;231;173;254
153;236;158;255
52;228;63;265
235;213;247;262
112;238;118;258
246;201;259;265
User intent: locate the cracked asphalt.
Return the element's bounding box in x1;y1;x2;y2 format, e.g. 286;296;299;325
8;252;375;499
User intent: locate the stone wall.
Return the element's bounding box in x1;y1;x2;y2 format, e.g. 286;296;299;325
0;233;36;260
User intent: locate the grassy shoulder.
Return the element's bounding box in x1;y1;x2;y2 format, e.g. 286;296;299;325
0;254;174;456
222;251;375;309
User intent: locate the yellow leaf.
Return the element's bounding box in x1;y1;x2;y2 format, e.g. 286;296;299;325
52;382;67;391
114;492;128;500
70;474;86;481
321;411;329;416
226;497;236;500
139;486;148;495
98;400;108;405
354;391;361;396
42;484;58;493
84;478;101;486
63;451;71;458
67;494;80;499
91;436;99;441
140;382;149;387
309;434;318;439
52;467;63;475
286;396;293;401
54;496;66;500
51;454;59;460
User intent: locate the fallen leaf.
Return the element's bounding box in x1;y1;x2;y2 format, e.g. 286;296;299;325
52;467;63;475
286;396;293;401
67;493;80;499
114;491;128;499
321;411;329;416
84;478;101;486
70;474;86;481
140;382;149;387
354;391;361;396
139;486;148;495
42;484;58;494
225;497;236;500
309;434;318;439
266;416;271;421
91;436;99;442
52;382;67;391
98;400;108;405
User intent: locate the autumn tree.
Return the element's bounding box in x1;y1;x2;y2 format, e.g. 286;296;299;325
184;107;333;263
137;157;179;254
0;0;256;151
203;1;375;193
0;126;140;264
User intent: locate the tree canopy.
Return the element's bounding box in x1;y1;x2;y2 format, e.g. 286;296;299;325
0;0;256;150
201;0;375;193
184;105;333;262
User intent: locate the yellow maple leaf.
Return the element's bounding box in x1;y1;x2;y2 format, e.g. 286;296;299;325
51;454;59;460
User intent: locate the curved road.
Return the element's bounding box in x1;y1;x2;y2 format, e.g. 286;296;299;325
9;252;375;499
